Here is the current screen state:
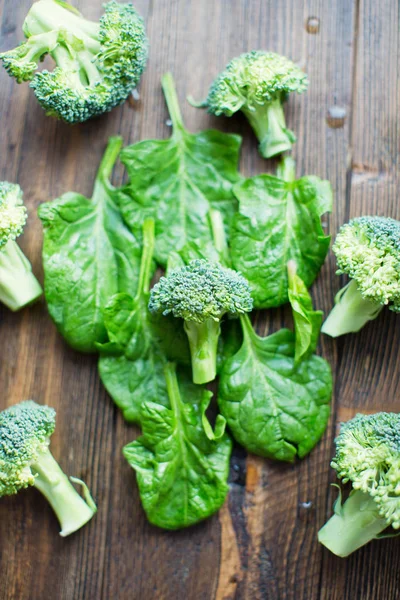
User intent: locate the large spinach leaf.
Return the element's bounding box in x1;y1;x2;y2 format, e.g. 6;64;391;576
123;362;232;529
230;157;332;309
287;260;323;364
98;219;189;423
38;137;141;353
218;314;332;462
119;73;242;266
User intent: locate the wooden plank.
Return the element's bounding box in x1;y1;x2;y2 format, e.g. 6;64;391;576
319;1;400;599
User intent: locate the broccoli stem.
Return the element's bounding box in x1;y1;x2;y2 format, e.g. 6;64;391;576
242;96;296;159
321;279;383;337
184;319;220;384
24;0;101;49
318;490;388;557
32;447;96;537
161;72;185;137
0;240;42;311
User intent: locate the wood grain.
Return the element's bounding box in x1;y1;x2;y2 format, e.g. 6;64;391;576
0;0;399;598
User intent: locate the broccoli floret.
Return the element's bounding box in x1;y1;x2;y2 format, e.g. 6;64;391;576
321;216;400;337
0;182;42;311
318;412;400;557
0;0;148;124
149;259;253;384
189;51;308;158
0;400;96;536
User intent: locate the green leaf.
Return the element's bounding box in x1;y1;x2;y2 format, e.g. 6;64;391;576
119;73;242;266
218;314;332;462
98;220;189;423
123;363;232;529
230;157;332;308
287;260;323;364
38;137;141;353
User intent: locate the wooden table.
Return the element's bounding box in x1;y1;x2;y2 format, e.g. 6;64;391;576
0;1;399;598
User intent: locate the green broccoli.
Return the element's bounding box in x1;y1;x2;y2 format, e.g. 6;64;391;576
318;412;400;557
189;51;308;158
0;400;96;536
0;182;42;311
321;216;400;337
0;0;148;123
148;259;253;384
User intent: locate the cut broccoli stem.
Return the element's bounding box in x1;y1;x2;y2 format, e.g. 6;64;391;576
321;279;383;337
91;136;123;205
209;209;230;266
24;0;100;47
31;447;96;537
242;96;296;159
318;490;388;558
184;319;220;384
0;240;42;311
161;72;185;137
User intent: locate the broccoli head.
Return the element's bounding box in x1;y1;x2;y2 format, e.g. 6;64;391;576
318;412;400;557
322;216;400;337
189;51;308;158
149;259;253;384
0;0;148;124
0;182;42;311
0;400;96;536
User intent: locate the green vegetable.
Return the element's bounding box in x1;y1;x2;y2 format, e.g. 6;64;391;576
0;0;148;123
230;157;332;308
0;400;96;536
189;51;308;158
123;362;232;530
287;260;323;364
98;219;189;423
119;73;241;266
218;314;332;461
0;182;42;311
148;259;253;384
318;412;400;557
322;216;400;337
39;137;141;353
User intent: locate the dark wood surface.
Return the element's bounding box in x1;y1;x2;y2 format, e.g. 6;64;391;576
0;1;399;598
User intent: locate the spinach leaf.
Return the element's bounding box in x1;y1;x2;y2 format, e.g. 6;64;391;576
98;219;189;423
230;157;332;309
119;73;242;266
287;260;323;364
38;137;141;353
218;314;332;462
123;362;232;529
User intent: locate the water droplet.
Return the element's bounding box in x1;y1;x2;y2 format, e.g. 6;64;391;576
165;119;173;127
326;106;347;129
131;89;140;101
305;16;320;34
299;501;312;509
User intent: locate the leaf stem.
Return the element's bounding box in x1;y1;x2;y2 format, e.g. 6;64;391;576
161;72;185;134
163;362;181;417
277;156;296;183
209;209;230;266
92;136;123;202
137;218;155;296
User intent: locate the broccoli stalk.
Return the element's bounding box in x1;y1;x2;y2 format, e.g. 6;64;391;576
321;279;383;337
30;446;97;537
0;240;42;311
318;489;388;558
322;216;400;337
0;182;42;311
149;259;253;384
0;401;96;537
318;412;400;557
241;95;296;158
